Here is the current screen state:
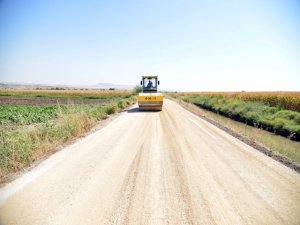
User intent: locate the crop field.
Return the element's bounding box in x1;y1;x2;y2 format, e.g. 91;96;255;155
0;89;134;106
0;89;133;97
179;91;300;112
0;105;58;125
170;92;300;141
0;89;135;177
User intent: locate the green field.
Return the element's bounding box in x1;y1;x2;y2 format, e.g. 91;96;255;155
0;90;135;177
0;105;58;125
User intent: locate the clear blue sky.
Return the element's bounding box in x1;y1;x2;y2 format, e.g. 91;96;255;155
0;0;299;91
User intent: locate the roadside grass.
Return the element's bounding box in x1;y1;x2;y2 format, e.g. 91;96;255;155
180;94;300;141
0;96;135;177
167;94;300;165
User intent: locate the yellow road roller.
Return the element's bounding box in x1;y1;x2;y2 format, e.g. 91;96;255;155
138;76;164;111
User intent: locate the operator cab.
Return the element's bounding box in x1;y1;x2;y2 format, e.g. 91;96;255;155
140;76;160;93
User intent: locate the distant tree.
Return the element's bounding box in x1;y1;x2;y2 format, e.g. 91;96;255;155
134;85;142;93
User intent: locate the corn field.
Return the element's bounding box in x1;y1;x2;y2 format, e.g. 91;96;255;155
181;92;300;112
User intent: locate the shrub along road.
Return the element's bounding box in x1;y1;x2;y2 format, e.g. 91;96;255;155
0;100;299;224
181;94;300;141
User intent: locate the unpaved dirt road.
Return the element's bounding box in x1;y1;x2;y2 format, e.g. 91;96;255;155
1;99;300;225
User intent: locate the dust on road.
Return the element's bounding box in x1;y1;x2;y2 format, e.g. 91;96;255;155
1;99;300;225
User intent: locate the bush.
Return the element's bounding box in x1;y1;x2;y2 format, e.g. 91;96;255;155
104;105;116;115
0;130;33;173
134;85;143;94
117;100;124;109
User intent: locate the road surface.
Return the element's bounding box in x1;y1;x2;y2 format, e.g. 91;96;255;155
1;99;300;225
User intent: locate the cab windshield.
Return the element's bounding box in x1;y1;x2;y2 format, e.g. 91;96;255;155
143;78;157;91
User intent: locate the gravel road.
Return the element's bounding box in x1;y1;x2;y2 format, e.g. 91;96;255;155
0;99;300;225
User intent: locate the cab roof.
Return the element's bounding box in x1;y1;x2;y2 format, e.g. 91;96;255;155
142;75;158;78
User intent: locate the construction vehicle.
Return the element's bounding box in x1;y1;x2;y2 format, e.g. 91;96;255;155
138;76;164;111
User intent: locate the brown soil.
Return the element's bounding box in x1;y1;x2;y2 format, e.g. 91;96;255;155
0;96;109;105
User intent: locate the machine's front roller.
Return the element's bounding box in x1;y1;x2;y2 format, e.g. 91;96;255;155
138;93;164;111
138;105;162;111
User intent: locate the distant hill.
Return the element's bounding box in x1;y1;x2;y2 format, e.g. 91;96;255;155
0;82;134;90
